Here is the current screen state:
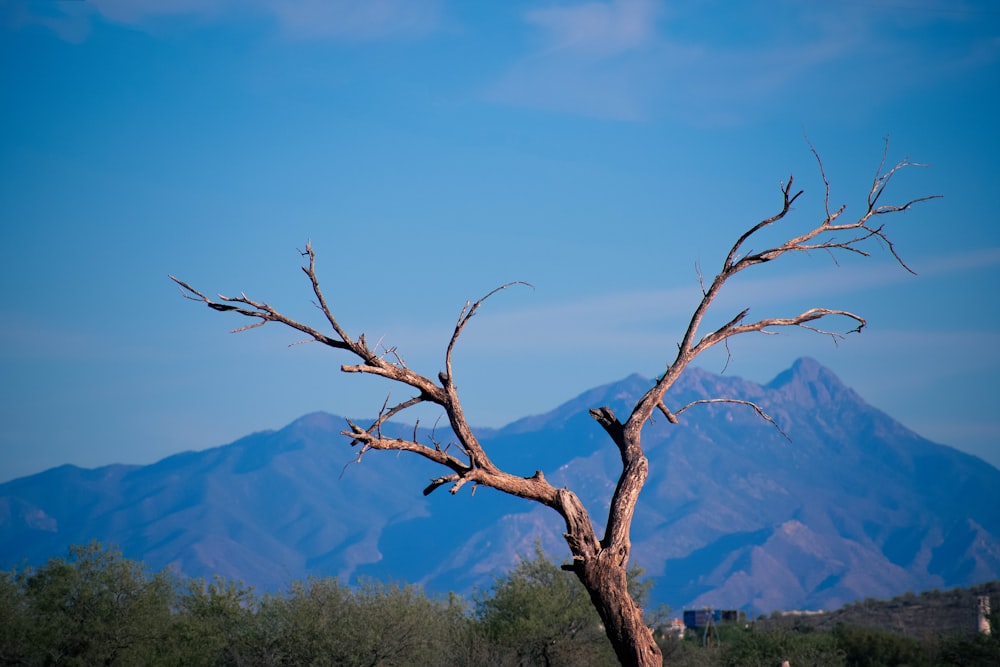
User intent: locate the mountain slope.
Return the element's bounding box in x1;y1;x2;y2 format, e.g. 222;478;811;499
2;358;998;612
450;357;1000;611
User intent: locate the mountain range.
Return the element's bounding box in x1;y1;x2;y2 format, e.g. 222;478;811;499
2;357;998;613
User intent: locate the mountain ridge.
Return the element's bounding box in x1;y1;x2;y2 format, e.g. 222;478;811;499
2;358;998;613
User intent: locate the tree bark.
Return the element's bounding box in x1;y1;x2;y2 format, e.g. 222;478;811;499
573;411;661;666
577;555;662;667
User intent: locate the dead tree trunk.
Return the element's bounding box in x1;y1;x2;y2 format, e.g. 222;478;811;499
579;553;661;666
171;142;936;667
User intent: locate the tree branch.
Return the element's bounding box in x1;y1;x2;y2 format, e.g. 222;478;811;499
590;142;938;576
438;281;533;473
172;261;575;529
674;398;790;440
169;275;351;350
628;142;938;436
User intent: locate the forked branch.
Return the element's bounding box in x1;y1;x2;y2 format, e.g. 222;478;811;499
627;143;939;436
589;144;937;581
171;254;561;515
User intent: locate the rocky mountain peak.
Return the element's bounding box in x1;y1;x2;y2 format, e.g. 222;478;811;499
765;356;856;407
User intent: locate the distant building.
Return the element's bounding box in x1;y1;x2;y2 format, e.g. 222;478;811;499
683;609;718;630
682;608;743;630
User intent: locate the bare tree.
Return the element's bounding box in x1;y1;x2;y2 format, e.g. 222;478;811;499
171;143;937;667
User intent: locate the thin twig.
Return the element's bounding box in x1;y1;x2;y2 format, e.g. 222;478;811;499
675;398;790;441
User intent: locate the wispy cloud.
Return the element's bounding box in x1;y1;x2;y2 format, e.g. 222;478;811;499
525;0;659;59
262;0;443;41
86;0;232;24
402;246;1000;358
912;245;1000;276
15;0;443;42
487;0;1000;123
1;0;92;42
485;0;666;121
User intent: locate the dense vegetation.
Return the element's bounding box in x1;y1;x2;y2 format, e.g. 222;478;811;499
2;543;997;666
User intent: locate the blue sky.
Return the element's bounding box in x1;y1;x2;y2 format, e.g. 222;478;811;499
2;0;998;483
